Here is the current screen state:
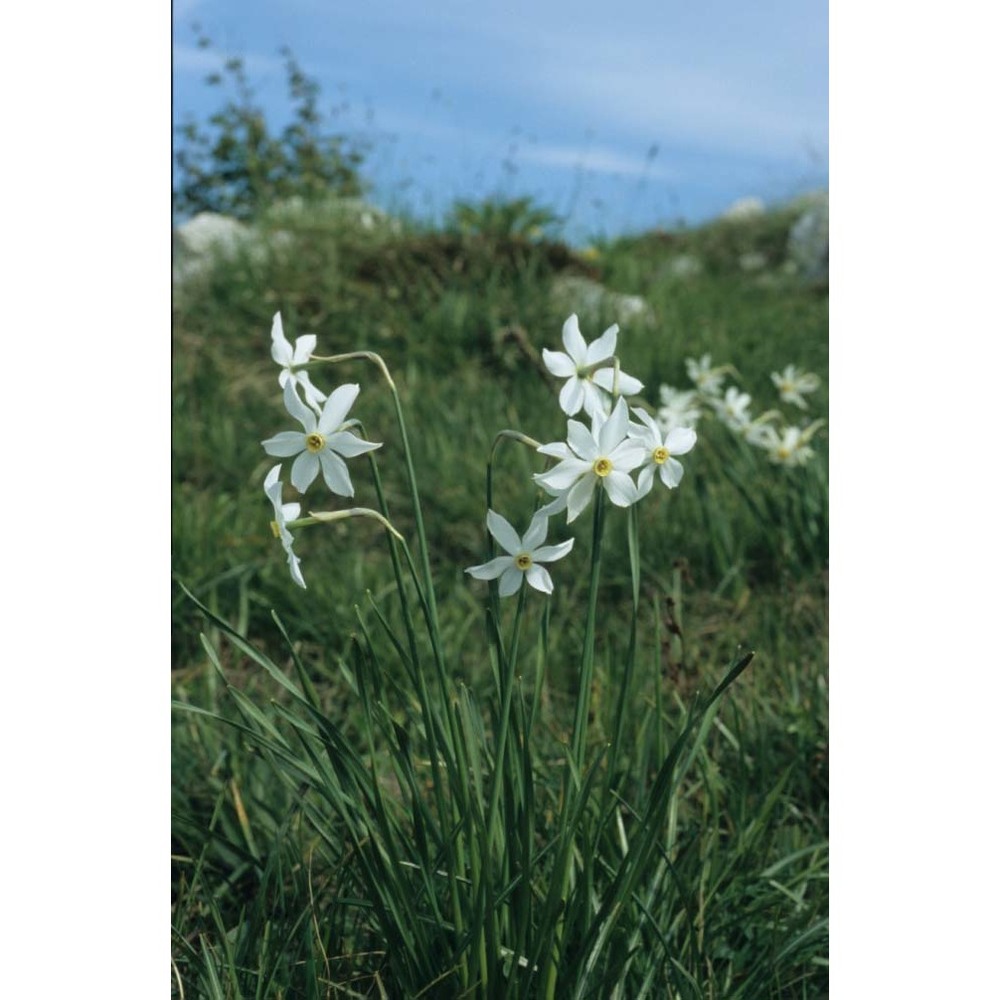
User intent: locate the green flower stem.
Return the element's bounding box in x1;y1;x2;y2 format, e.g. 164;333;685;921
484;428;543;694
540;488;607;1000
604;501;641;802
570;488;606;768
310;349;442;648
653;594;665;765
485;582;527;855
479;429;537;992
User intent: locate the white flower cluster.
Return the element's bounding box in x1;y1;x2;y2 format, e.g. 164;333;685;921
468;314;697;597
531;315;696;519
260;311;695;598
257;310;821;600
260;314;383;588
656;352;824;468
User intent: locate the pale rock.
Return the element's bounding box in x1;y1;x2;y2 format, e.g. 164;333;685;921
787;192;828;280
550;275;655;327
722;196;766;222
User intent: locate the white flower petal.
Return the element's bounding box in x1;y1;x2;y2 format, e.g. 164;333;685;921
636;465;655;498
559;377;585;416
486;510;522;556
326;431;382;458
318;450;354;496
534;458;592;491
542;349;577;378
466;555;513;580
626;422;657;451
630;407;659;434
287;551;307;589
283;378;317;430
592;367;643;397
291;334;317;365
263;431;307;458
598;398;630;453
531;538;574;563
521;511;550;552
581;382;612;418
586;323;618;363
536;492;569;517
290;451;320;493
270;313;292;365
609;440;651;472
566;475;596;523
664;427;697;455
537;440;573;459
603;470;639;507
297;372;327;409
561;314;587;363
264;464;282;494
281;502;301;522
567;420;599;461
659;458;684;488
318;384;360;434
590;405;607;437
498;564;524;597
525;564;554;594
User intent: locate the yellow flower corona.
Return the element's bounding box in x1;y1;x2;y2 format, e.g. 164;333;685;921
305;432;326;453
652;446;669;465
592;457;612;478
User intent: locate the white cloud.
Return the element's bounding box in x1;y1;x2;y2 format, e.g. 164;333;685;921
516;142;677;180
348;110;675;179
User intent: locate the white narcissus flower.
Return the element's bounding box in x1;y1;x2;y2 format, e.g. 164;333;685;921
534;397;647;522
656;384;702;433
628;408;697;497
542;314;644;417
685;354;728;397
466;510;574;597
765;422;824;466
771;364;821;409
712;386;753;431
270;312;327;413
740;413;782;448
264;465;306;589
262;380;382;495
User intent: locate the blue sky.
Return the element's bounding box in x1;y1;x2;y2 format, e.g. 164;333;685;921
173;0;828;240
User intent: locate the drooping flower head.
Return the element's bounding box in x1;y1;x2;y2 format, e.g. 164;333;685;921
770;364;821;410
270;312;327;413
264;465;306;588
542;314;644;418
627;407;697;498
262;379;382;495
466;510;574;597
534;397;647;522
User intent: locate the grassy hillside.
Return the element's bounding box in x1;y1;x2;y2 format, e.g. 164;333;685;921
172;199;828;998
